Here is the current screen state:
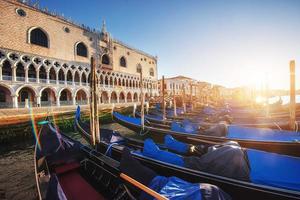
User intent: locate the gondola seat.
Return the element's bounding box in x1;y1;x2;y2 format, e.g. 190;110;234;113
58;167;105;200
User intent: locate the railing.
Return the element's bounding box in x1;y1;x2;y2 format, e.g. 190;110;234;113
2;75;12;81
40;78;47;83
75;81;80;85
18;101;36;108
41;101;55;107
28;77;36;82
59;80;65;84
119;100;125;103
110;99;118;103
77;100;87;105
0;102;13;108
60;100;73;106
102;100;109;104
16;76;25;81
50;79;56;84
67;81;73;85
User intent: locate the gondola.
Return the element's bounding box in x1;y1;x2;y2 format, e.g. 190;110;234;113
36;120;233;200
113;111;300;157
34;121;139;200
136;111;294;130
75;113;300;200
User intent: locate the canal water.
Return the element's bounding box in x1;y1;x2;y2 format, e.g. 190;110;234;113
0;123;136;200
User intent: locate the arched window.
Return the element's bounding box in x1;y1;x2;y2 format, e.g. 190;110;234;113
30;28;49;48
76;42;87;57
120;57;126;67
150;68;154;76
102;54;110;65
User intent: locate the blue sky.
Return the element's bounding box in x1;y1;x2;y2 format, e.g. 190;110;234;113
39;0;300;89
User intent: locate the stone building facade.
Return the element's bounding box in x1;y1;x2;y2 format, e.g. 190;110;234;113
0;0;158;108
158;75;213;103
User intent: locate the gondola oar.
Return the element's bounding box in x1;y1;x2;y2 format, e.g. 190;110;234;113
120;173;168;200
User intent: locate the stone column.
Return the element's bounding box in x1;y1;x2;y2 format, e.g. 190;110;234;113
72;95;76;106
64;74;67;85
0;64;2;81
12;95;18;108
56;73;59;85
36;69;39;83
36;95;41;107
25;68;28;83
12;66;16;82
56;95;60;107
79;74;82;86
72;73;75;86
46;70;50;84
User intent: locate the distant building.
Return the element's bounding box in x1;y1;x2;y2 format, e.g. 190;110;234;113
0;0;158;108
158;76;211;100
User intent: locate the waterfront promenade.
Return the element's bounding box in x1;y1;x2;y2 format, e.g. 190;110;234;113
0;102;137;125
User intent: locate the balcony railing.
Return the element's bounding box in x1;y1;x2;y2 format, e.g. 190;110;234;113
67;81;73;85
28;77;36;82
0;102;12;108
60;100;73;106
2;75;12;81
77;100;87;105
16;76;25;81
75;81;80;85
40;78;47;83
41;101;55;107
119;100;125;103
59;80;65;84
50;79;56;84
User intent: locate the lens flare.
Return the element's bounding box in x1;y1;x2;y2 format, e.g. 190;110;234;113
29;104;41;150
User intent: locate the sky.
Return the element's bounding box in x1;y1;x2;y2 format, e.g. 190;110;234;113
38;0;300;90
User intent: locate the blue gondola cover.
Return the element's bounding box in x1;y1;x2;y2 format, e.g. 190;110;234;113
143;139;184;166
114;112;141;125
228;126;300;142
141;176;202;200
164;134;189;154
247;149;300;191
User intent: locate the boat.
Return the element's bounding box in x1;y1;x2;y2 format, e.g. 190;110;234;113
136;110;295;130
75;113;300;200
113;111;300;157
35;119;233;200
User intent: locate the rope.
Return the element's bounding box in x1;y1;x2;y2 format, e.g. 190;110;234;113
139;127;150;136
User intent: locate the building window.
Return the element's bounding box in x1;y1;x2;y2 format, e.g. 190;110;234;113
16;8;26;17
137;64;142;73
102;54;110;65
64;27;70;33
150;68;154;76
76;42;87;57
120;56;126;67
30;28;49;48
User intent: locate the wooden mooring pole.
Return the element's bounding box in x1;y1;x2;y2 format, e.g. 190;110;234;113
89;56;100;146
290;60;296;130
173;88;177;117
162;76;166;120
140;69;145;130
